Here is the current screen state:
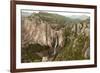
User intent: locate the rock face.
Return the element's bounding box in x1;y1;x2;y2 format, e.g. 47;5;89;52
21;16;64;49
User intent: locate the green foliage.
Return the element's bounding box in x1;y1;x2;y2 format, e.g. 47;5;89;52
55;26;90;61
21;44;50;63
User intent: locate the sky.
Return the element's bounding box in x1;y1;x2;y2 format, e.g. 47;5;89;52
21;9;90;19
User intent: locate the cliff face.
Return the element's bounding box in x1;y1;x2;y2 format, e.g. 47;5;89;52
21;14;64;49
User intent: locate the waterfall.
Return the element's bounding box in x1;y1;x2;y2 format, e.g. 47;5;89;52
53;32;58;55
